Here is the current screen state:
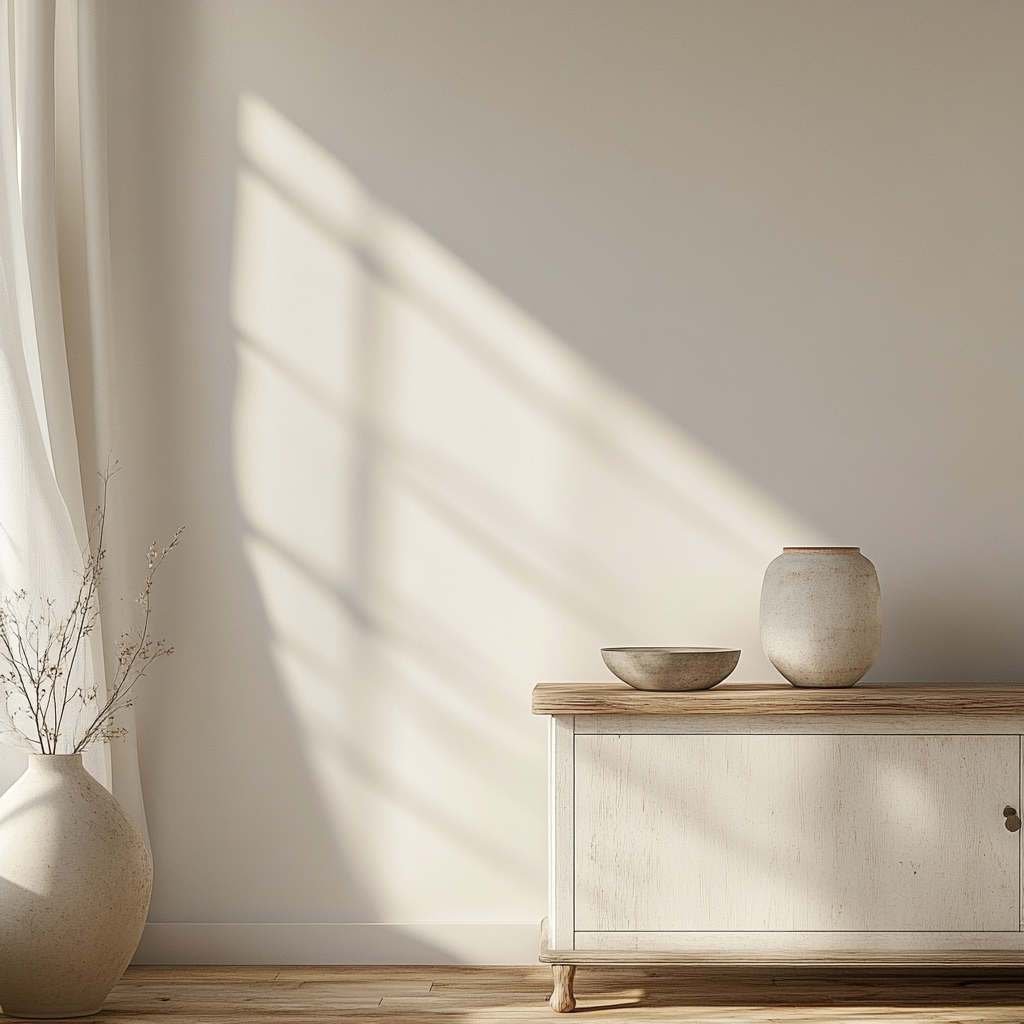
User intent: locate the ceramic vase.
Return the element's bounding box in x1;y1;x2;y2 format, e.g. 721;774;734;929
760;546;882;688
0;753;152;1018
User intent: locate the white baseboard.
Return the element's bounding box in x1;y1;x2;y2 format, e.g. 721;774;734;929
133;921;542;966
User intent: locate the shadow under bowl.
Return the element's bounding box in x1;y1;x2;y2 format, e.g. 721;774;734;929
601;647;741;691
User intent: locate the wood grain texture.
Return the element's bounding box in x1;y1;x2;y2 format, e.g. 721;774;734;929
574;733;1020;933
549;964;576;1012
82;964;1024;1022
532;682;1024;717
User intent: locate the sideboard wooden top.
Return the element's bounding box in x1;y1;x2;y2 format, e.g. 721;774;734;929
532;682;1024;716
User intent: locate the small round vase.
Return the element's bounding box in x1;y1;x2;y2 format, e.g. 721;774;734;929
759;547;882;689
0;754;152;1018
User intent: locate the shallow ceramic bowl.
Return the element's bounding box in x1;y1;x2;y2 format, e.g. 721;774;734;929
601;647;741;691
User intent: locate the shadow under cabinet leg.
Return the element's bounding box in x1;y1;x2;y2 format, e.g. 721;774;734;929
550;964;576;1012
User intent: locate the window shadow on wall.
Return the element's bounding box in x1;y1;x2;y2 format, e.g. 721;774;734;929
229;93;829;945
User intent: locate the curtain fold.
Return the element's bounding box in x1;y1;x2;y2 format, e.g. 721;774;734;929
0;0;148;845
73;0;148;845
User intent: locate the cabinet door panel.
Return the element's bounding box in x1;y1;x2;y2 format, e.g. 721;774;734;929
574;734;1020;932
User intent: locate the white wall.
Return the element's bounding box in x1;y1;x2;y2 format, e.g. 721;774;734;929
100;1;1024;963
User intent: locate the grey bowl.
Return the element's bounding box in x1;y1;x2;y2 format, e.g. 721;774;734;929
601;647;741;691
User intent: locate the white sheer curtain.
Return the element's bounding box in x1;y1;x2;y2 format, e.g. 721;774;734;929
0;0;148;843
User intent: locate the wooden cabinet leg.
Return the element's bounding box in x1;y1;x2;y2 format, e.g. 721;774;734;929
550;964;576;1012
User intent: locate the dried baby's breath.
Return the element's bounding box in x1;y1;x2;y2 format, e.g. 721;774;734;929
0;471;181;753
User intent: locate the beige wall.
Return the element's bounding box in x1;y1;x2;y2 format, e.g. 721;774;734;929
103;1;1024;962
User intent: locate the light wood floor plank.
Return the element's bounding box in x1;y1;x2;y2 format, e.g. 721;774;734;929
53;965;1024;1023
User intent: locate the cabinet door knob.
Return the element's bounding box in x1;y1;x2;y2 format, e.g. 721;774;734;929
1004;806;1021;832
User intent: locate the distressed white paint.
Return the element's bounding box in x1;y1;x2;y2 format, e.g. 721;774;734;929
575;733;1019;932
573;931;1024;954
548;715;575;950
576;714;1024;736
546;705;1024;960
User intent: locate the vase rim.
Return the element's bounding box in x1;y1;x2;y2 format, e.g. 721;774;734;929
782;546;860;552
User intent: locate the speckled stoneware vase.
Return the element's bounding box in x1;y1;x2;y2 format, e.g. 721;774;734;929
760;546;882;688
0;754;152;1018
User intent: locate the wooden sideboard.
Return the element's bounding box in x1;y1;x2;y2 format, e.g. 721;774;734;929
532;682;1024;1012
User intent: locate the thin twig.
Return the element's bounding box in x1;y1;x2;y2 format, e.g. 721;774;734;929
0;469;181;754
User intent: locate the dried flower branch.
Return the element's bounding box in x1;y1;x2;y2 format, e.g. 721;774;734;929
0;471;181;753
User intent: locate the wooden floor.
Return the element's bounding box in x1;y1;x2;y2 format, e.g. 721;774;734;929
53;964;1023;1023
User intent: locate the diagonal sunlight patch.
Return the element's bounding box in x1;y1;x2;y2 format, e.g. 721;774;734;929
229;93;826;929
